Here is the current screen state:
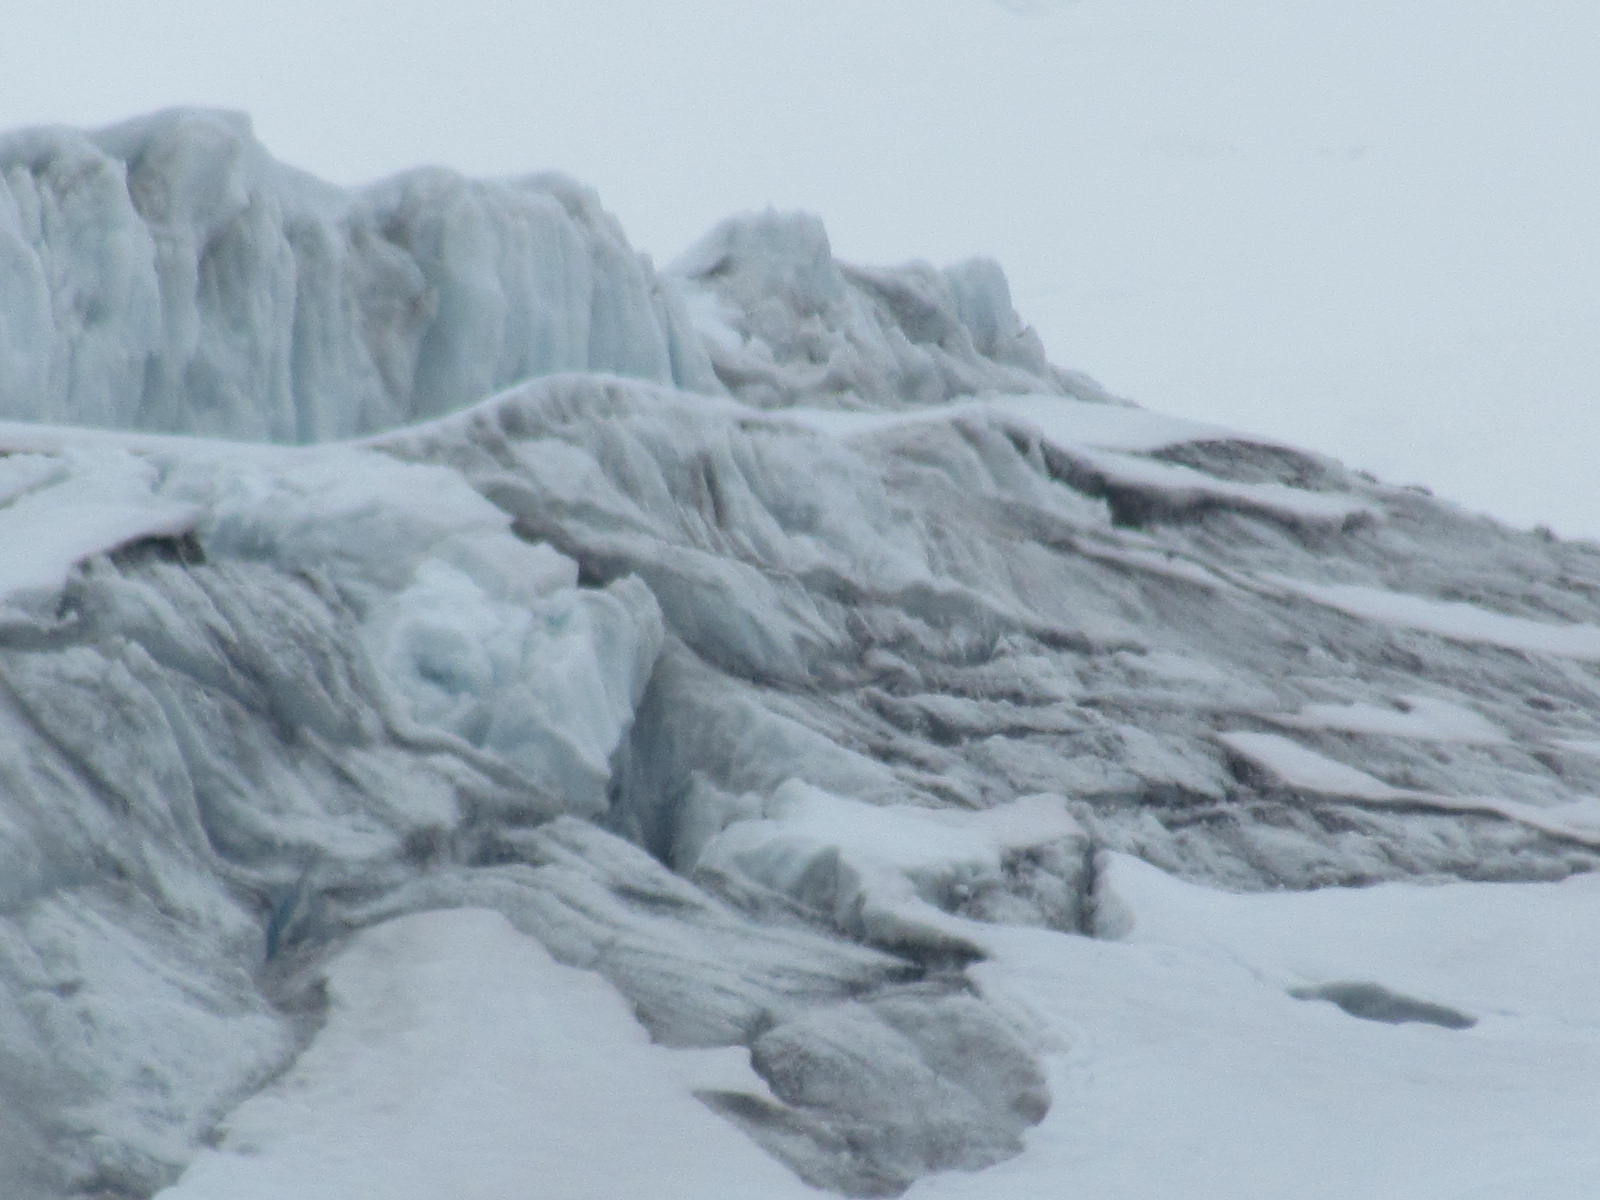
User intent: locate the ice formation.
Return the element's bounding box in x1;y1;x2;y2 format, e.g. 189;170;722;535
0;109;717;440
3;111;1600;1199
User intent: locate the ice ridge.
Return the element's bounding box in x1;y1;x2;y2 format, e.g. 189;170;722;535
0;108;1074;444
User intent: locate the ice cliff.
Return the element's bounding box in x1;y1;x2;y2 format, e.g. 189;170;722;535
3;111;1599;1199
0;110;719;440
0;109;1078;442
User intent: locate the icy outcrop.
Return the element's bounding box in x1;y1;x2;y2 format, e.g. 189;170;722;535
4;112;1600;1198
732;989;1050;1195
0;439;672;1196
670;209;1084;409
695;786;1090;956
0;109;1082;444
0;109;717;440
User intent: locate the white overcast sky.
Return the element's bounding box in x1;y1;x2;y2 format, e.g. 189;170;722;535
5;1;1598;534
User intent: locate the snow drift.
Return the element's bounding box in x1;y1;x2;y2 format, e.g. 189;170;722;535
2;111;1599;1199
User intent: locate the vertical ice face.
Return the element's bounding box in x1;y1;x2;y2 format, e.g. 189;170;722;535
0;108;1082;443
0;109;719;440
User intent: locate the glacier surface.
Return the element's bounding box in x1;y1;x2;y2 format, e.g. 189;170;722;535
1;112;1598;1198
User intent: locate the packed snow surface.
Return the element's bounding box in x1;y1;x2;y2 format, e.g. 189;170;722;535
0;450;197;604
148;866;1600;1200
910;858;1600;1200
2;112;1599;1199
1269;694;1507;744
1270;574;1600;661
154;909;822;1200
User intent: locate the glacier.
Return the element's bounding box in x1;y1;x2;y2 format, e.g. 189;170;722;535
2;110;1600;1199
0;109;718;440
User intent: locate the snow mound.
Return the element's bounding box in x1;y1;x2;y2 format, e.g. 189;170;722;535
924;855;1600;1200
0;448;197;611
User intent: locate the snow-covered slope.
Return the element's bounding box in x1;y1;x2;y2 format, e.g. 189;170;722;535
2;113;1598;1199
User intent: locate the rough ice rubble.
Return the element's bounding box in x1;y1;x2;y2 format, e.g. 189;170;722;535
170;448;664;815
382;370;1600;874
353;369;1600;1190
54;436;669;819
4;110;1600;1199
0;411;1068;1197
364;370;1600;1192
669;210;1082;409
0;434;672;1195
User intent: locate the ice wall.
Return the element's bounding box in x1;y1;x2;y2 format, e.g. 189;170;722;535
0;109;718;440
0;109;1080;443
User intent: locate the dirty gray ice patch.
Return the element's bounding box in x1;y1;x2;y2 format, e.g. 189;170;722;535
1289;981;1477;1030
717;988;1049;1197
328;816;917;1048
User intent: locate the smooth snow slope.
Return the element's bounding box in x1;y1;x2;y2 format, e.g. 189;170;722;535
911;858;1600;1200
155;908;825;1200
1;113;1598;1199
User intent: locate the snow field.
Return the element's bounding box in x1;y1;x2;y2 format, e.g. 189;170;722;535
910;858;1600;1200
149;860;1600;1200
153;908;823;1200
